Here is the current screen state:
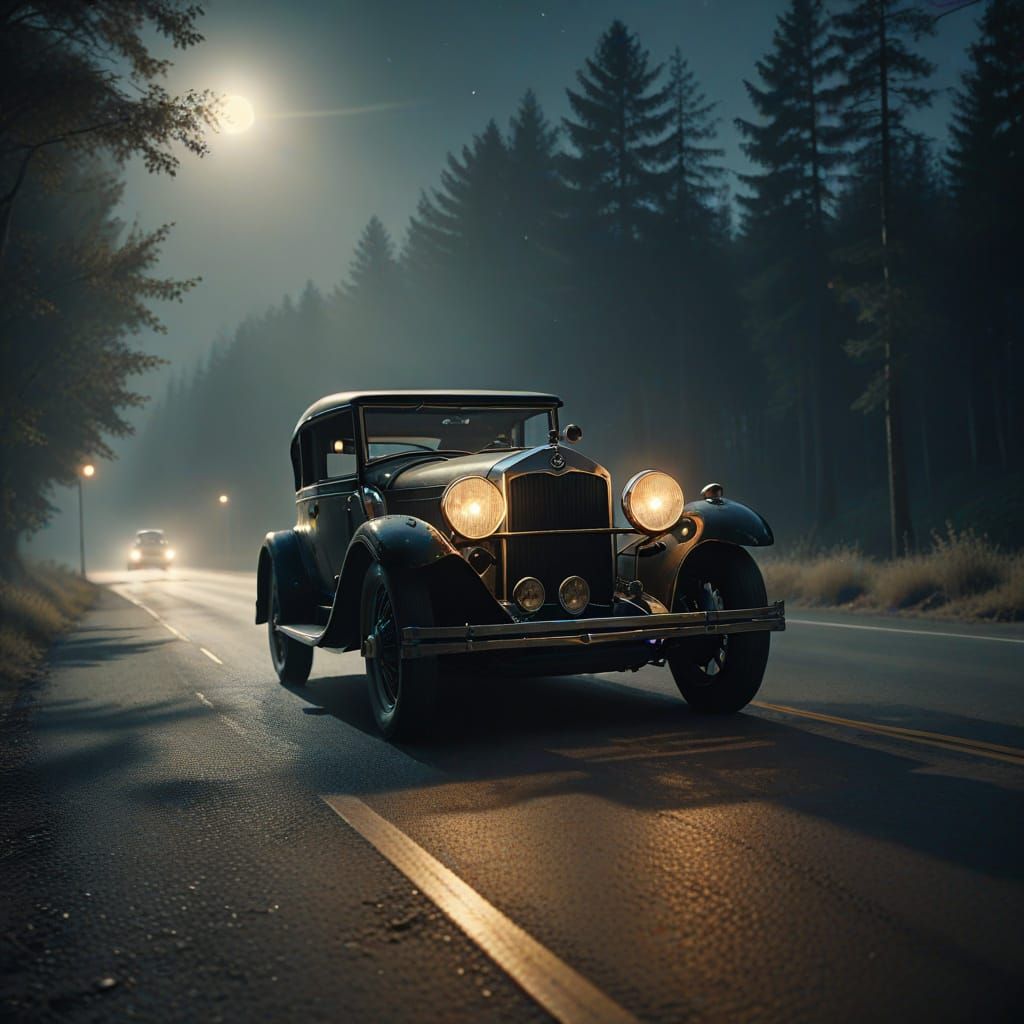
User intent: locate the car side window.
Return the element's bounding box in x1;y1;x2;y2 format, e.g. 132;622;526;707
313;411;357;482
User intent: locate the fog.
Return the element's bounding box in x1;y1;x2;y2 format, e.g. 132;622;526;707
19;0;1018;575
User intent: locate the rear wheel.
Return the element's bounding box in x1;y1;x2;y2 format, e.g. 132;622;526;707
668;544;770;714
268;569;313;685
361;564;437;740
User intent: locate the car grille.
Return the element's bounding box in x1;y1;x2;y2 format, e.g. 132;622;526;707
505;471;613;606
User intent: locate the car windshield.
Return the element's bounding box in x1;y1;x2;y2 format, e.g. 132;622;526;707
363;406;553;462
136;531;165;545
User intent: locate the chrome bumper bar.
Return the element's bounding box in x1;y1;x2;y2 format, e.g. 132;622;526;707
391;601;785;660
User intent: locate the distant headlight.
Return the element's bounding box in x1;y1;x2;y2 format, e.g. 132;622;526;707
621;470;685;534
130;549;142;562
441;476;505;540
164;548;175;561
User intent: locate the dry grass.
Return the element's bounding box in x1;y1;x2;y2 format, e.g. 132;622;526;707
959;555;1024;622
762;527;1022;621
873;556;945;610
0;563;95;695
762;546;873;607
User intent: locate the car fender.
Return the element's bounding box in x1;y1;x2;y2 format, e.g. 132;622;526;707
618;498;774;611
255;529;318;625
324;515;511;651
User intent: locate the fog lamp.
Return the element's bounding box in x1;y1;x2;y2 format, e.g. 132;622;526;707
559;576;590;615
513;576;545;614
441;476;505;540
621;470;685;534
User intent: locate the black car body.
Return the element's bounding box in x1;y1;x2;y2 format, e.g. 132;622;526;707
256;390;784;737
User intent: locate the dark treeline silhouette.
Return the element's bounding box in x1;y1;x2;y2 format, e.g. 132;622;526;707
127;2;1023;565
0;1;213;569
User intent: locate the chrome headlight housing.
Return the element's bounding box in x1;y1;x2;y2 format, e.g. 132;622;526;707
441;476;506;540
621;470;685;534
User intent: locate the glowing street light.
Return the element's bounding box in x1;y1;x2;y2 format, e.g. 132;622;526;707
218;493;231;567
78;464;96;576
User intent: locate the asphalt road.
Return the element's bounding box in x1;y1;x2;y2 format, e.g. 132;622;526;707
2;568;1023;1022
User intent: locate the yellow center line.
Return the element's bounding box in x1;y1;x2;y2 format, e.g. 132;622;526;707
323;795;640;1024
199;647;223;665
753;701;1024;767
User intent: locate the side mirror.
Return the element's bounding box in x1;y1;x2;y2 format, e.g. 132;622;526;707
562;424;583;444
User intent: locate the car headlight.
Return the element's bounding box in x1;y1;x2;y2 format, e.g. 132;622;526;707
621;470;685;534
165;548;175;561
441;476;506;540
130;549;141;562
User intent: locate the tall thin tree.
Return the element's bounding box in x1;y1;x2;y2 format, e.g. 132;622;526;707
831;0;935;555
736;0;844;529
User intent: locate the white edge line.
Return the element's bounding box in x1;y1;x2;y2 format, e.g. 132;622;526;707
199;647;223;665
111;587;191;643
219;715;246;736
789;617;1024;645
322;794;639;1024
195;692;215;708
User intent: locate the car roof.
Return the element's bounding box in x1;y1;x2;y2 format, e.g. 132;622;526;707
293;390;562;438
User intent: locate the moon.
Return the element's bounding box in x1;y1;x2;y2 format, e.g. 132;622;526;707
221;94;255;134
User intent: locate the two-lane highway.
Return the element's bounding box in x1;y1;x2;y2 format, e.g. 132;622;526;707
2;568;1022;1022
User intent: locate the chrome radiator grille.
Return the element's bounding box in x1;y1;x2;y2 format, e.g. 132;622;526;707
506;471;613;606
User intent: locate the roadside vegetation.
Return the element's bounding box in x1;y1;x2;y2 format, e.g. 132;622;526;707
0;564;94;699
761;527;1024;622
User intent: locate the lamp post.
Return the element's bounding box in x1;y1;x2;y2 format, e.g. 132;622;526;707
78;464;95;577
218;494;230;568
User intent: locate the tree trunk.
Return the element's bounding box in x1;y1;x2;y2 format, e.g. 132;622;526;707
878;3;914;556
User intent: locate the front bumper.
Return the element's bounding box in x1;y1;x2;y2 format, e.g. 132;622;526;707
386;601;785;660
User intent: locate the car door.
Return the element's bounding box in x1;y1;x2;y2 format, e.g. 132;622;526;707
308;410;359;596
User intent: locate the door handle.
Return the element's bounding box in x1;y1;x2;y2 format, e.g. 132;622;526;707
309;502;319;520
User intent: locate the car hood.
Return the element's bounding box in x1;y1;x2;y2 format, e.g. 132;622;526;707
381;444;605;492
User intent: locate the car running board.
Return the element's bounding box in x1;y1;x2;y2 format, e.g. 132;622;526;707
276;623;324;646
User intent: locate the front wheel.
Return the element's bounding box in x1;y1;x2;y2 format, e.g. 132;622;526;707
361;564;437;740
268;569;313;685
668;544;770;714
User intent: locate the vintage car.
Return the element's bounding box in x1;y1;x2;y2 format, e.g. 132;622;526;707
256;390;785;738
127;529;176;569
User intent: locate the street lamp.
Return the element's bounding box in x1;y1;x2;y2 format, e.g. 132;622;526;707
218;494;230;568
78;464;95;577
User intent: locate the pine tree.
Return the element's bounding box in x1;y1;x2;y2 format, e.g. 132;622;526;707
507;90;563;256
831;0;935;555
946;0;1023;471
660;48;724;238
345;216;397;300
561;20;671;243
736;0;843;529
404;120;510;278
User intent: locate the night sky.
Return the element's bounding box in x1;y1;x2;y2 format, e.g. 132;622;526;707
123;0;980;375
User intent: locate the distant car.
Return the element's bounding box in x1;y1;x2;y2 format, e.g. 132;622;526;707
256;390;785;738
128;529;176;569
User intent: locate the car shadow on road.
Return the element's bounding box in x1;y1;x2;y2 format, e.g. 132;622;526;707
53;629;172;668
298;668;1024;881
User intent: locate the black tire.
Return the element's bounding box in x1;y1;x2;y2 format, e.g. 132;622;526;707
668;544;770;714
268;569;313;686
360;563;437;740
